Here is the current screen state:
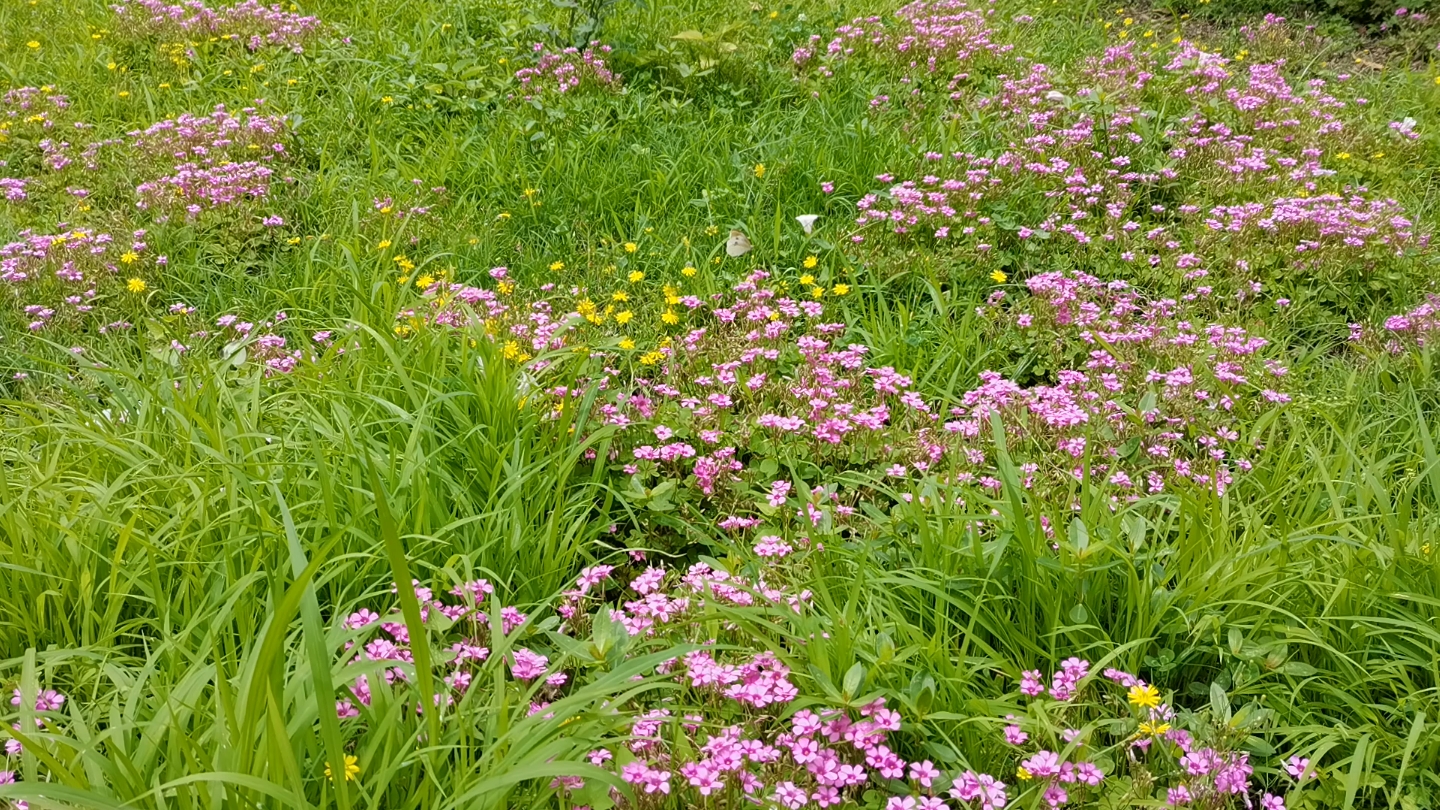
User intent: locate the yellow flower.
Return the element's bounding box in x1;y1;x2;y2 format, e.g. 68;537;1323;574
120;251;139;265
990;269;1007;284
1138;721;1172;736
682;265;697;277
612;291;629;302
753;163;766;178
661;310;679;325
377;240;392;250
803;255;819;269
810;286;825;299
628;270;645;283
1127;683;1161;709
1372;152;1385;159
704;225;719;236
831;283;850;296
27;41;40;49
1016;766;1033;781
416;274;435;288
1337;152;1351;160
118;91;130;98
549;261;565;272
618;337;635;350
325;755;360;782
126;278;147;293
768;10;778;18
381;96;394;104
1434;76;1440;85
640;350;665;365
502;340;523;360
287;237;301;245
615;310;633;325
624;242;638;253
799;274;815;286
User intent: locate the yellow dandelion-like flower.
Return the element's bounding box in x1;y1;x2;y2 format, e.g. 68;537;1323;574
1016;766;1033;781
1127;683;1161;709
611;291;629;302
682;265;697;277
550;261;565;272
126;278;147;293
628;270;645;283
619;337;635;350
640;350;665;365
810;286;825;299
325;755;360;782
753;163;766;178
377;239;392;250
416;274;435;288
616;310;634;325
624;242;638;253
27;41;41;49
831;283;850;296
381;96;394;104
661;310;679;325
704;225;719;236
802;255;819;269
120;251;139;265
799;274;815;286
1337;152;1351;160
990;269;1007;284
502;340;522;360
287;237;301;245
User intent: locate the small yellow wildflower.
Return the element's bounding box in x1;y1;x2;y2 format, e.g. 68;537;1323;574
1127;683;1161;709
628;270;645;283
120;251;139;265
832;283;850;296
640;350;664;365
753;163;766;178
803;255;819;269
118;90;130;98
1016;766;1033;781
682;265;697;277
1138;721;1172;736
810;286;825;299
1337;152;1351;160
768;10;778;18
325;755;360;782
704;225;719;236
126;278;147;293
624;242;638;253
502;340;522;360
381;96;394;104
1372;152;1385;159
550;261;565;272
416;274;435;288
27;41;41;49
377;239;392;250
612;291;629;302
1434;76;1440;85
287;237;301;245
661;310;680;325
799;274;815;286
614;310;634;325
991;269;1008;284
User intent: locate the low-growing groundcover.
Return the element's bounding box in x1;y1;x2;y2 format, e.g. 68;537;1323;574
1;0;1439;807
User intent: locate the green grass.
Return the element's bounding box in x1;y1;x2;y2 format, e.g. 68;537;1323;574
2;0;1439;806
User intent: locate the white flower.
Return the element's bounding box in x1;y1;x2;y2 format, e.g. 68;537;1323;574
795;214;819;234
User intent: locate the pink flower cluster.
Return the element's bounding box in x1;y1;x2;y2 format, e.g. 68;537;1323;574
111;0;323;52
513;42;619;102
129;103;288;166
135;160;275;218
793;0;1013;89
1003;661;1313;809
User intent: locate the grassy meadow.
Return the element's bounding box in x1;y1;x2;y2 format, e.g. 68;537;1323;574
1;0;1439;807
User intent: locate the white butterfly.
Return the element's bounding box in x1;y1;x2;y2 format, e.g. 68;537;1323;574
725;229;753;257
795;214;819;234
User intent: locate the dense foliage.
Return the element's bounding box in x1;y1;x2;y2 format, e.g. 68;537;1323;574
1;0;1438;808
